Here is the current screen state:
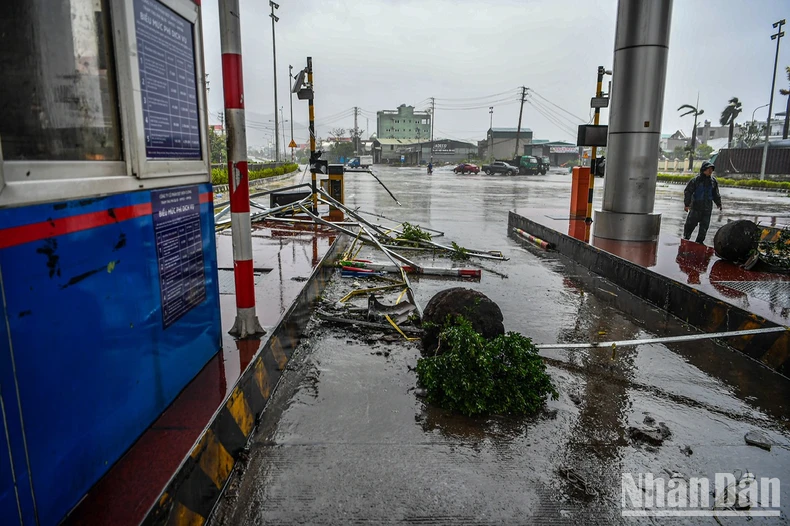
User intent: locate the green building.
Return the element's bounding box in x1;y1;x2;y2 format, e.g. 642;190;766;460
377;104;431;141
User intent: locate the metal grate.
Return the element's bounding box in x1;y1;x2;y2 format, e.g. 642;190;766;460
217;268;271;294
716;281;790;308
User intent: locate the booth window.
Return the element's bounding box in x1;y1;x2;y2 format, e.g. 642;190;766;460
0;0;122;161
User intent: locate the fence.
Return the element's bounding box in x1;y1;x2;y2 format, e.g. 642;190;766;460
714;147;790;179
210;162;285;172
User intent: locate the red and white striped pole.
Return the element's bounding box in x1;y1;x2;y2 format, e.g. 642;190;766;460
219;0;264;338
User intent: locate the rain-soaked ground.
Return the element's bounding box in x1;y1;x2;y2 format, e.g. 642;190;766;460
212;166;790;525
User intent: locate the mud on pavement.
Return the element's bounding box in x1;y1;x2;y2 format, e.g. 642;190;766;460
211;166;790;525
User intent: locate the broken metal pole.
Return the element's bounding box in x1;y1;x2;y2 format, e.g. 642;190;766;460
360;225;423;319
354;208;445;236
317;189;393;238
318;190;505;260
537;326;788;350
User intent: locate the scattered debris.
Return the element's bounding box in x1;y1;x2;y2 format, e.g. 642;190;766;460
744;430;772;451
680;445;693;456
416;316;557;416
316;310;423;335
558;466;599;500
368;295;416;324
627;422;671;446
568;393;582;406
643;414;655;425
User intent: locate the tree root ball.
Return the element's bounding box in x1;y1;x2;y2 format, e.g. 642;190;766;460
713;220;759;263
421;287;504;355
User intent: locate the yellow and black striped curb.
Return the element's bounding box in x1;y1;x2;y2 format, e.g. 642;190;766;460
760;225;790;244
142;234;349;526
509;212;789;376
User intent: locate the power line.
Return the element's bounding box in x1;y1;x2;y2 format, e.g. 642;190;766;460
528;96;582;128
526;100;576;139
529;89;586;123
526;100;576;135
434;88;520;102
434;99;521;111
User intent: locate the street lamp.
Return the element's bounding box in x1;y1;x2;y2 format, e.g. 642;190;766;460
489;106;494;161
752;103;770;122
289;65;295;162
761;19;785;179
270;1;280;162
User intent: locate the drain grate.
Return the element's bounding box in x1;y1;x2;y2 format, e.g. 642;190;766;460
217;268;271;294
716;281;790;308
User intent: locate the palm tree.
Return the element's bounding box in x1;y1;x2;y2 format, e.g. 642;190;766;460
780;66;790;139
678;103;704;170
719;97;743;148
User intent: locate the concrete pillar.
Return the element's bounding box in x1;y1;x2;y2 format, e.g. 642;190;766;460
594;0;673;241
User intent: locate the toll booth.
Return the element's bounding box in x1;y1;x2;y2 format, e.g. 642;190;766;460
0;1;221;524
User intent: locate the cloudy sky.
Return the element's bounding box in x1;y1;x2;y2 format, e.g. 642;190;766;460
201;0;789;148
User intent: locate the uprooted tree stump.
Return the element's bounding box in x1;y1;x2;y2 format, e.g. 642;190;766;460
713;220;759;263
421;287;504;355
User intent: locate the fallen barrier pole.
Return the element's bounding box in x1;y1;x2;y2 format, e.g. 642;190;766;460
341;261;481;278
317;190;506;261
537;326;788;350
513;227;554;250
354;208;446;236
317;310;422;334
360;225;423;319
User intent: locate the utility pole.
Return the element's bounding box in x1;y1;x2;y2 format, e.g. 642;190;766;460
270;1;280;162
489;107;495;158
353;106;359;155
430;97;435;161
219;0;264;338
514;86;527;158
760;19;785;180
307;57;317;210
289;65;295;162
588;66;609;224
218;112;224;165
280;106;286;159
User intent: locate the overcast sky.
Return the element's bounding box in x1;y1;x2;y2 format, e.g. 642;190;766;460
201;0;789;148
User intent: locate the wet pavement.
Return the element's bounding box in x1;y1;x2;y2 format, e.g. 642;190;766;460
212;166;790;525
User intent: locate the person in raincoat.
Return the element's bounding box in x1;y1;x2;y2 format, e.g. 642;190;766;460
683;161;722;244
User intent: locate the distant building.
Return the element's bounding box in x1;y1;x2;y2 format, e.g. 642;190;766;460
371;138;476;164
529;140;578;166
377;104;431;141
695;120;740;145
663;130;689;153
484;127;533;160
756;117;785;138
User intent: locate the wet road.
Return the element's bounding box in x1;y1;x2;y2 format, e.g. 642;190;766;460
212;166;790;524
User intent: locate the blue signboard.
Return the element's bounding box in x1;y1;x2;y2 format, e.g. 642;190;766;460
134;0;202;159
152;187;206;328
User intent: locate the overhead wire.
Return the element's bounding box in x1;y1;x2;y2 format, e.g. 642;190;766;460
528;96;582;129
433;88;520;102
526;100;576;139
529;89;587;124
527;101;575;136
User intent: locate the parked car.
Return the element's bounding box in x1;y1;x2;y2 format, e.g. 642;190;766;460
453;163;480;174
481;161;518;175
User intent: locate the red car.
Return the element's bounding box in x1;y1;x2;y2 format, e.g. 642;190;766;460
453;163;480;174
